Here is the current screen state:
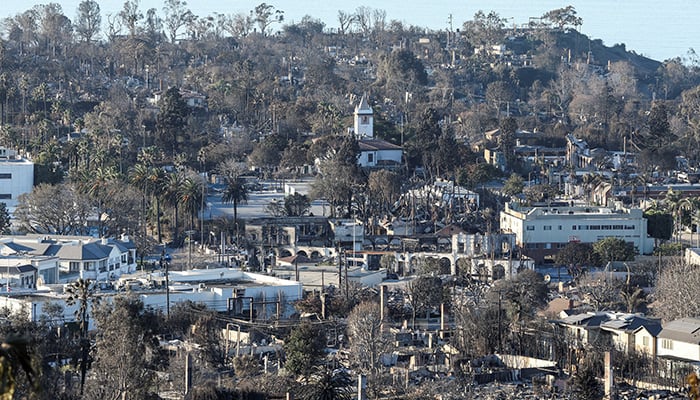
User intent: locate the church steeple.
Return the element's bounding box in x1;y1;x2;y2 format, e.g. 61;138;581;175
353;93;374;139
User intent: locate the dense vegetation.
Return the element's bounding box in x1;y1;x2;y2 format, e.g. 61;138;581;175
2;3;700;397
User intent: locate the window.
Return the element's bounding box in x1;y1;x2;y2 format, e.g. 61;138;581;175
661;339;673;350
0;173;10;179
544;226;552;231
0;194;10;200
526;225;535;231
367;153;374;163
642;336;649;346
361;116;369;124
69;262;80;272
572;225;577;230
558;225;563;230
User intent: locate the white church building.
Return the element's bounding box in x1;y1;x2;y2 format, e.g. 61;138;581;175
351;95;403;168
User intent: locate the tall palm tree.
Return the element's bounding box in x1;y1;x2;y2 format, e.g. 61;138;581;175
178;172;204;232
130;163;166;244
78;166;119;237
162;171;185;246
221;177;248;243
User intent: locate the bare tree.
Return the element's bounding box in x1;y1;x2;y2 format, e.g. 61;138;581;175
337;10;354;35
347;301;393;374
75;0;101;44
576;272;622;312
653;258;700;322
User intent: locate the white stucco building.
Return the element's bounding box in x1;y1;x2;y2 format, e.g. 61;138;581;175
0;268;303;329
500;202;654;263
0;147;34;212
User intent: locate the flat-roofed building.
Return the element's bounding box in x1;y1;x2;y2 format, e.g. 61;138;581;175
500;202;654;263
0;147;33;212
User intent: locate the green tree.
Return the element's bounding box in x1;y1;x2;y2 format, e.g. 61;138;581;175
502;173;525;197
311;136;362;217
593;237;635;264
252;3;284;36
462;10;506;49
221;177;248;242
644;208;673;245
407;275;448;328
296;365;352;400
541;6;582;30
377;48;428;87
284;322;326;378
178;172;205;232
554;242;599;267
156;87;190;158
571;356;603;400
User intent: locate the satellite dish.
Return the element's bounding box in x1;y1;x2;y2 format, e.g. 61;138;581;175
544;274;551;283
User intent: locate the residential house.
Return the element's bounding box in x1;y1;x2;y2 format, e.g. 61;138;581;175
0;244;60;285
657;318;700;363
557;312;611;348
656;317;700;380
599;314;661;355
0;235;137;282
0;263;36;291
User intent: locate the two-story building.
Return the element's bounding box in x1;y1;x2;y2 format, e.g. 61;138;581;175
656;317;700;380
599;314;661;355
500;202;654;263
0;234;136;282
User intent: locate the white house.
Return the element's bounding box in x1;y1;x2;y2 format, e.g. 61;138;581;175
0;249;60;286
357;140;402;168
500;202;654;263
657;317;700;363
0;147;34;212
0;234;137;282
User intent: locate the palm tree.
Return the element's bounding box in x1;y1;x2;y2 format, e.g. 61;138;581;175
178;172;205;233
65;278;98;395
130;163;166;244
221;177;248;243
77;166;119;237
162;171;185;246
296;365;353;400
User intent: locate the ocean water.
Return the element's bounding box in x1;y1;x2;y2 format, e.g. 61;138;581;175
3;0;698;62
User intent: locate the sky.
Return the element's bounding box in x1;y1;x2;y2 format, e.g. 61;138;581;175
3;0;699;62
